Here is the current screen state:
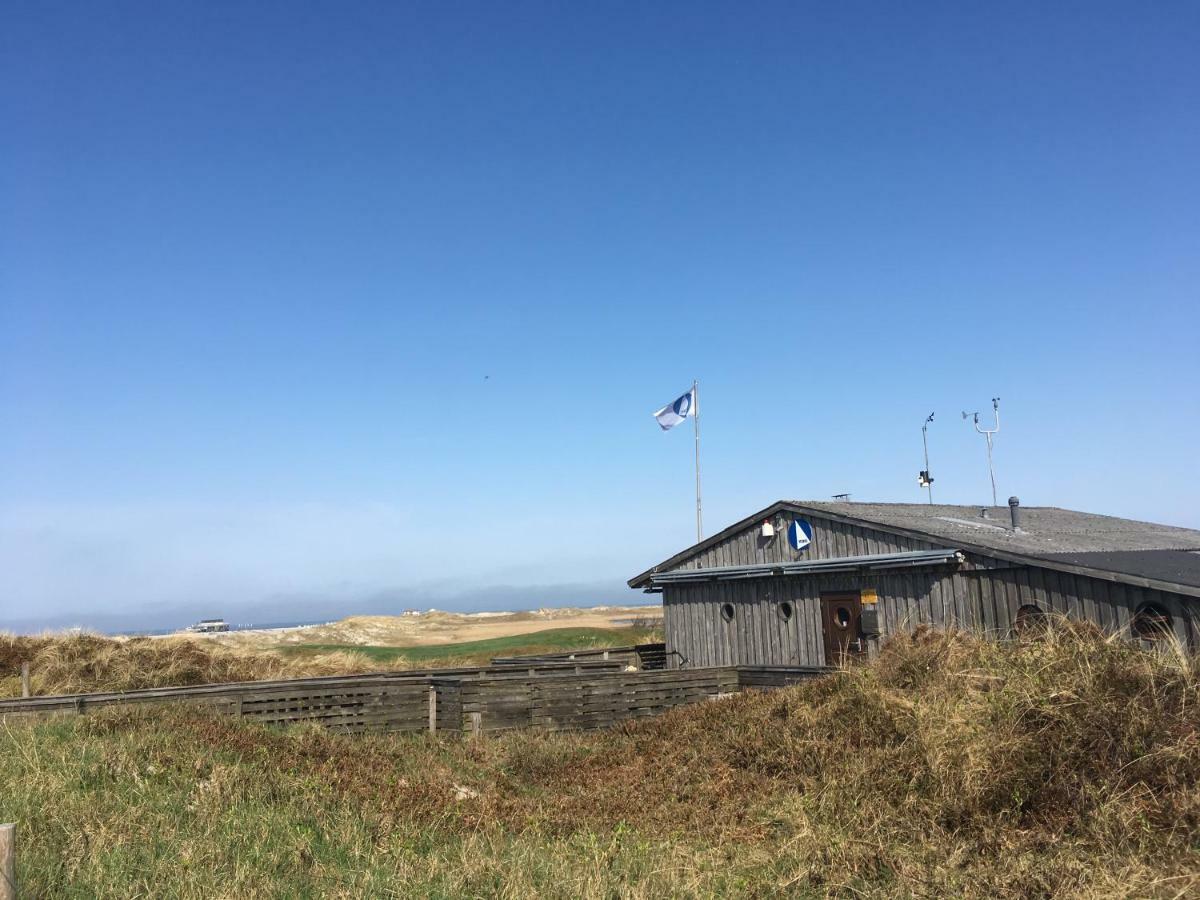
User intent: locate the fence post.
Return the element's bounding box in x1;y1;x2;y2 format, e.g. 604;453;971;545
427;684;437;734
0;822;15;900
468;711;482;739
19;663;30;699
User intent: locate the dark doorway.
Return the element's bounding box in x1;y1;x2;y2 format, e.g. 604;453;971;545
820;592;866;666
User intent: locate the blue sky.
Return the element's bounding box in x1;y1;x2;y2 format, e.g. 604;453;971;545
2;2;1198;631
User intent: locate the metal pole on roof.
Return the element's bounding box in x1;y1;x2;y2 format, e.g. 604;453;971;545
920;412;935;505
964;398;1000;506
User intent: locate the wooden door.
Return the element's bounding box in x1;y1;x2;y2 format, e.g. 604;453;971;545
820;593;866;666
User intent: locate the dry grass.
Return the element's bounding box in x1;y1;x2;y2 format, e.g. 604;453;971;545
2;621;1198;896
0;632;411;697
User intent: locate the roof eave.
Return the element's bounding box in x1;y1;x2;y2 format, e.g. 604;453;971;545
646;548;963;586
626;499;797;589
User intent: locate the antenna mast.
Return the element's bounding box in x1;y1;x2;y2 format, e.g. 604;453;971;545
918;412;935;504
963;397;1000;506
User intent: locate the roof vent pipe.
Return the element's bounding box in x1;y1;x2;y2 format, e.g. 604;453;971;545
1008;496;1021;531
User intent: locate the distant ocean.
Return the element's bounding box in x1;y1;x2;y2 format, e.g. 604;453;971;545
122;619;330;637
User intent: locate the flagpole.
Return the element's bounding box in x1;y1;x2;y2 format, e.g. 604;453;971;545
693;379;703;541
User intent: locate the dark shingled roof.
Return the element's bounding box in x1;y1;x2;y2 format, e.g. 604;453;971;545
796;502;1200;556
629;500;1200;595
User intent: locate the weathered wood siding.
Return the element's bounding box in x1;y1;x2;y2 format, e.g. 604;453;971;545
459;668;741;732
662;552;1200;667
677;512;941;570
943;555;1199;652
664;567;958;668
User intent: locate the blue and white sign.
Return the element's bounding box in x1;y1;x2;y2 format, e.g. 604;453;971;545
787;518;813;552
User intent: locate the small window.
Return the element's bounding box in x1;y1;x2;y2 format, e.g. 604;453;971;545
721;602;735;623
1132;603;1173;641
835;606;852;629
777;601;794;622
1015;604;1047;635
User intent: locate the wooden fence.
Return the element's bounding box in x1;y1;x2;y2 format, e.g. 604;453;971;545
0;663;827;736
459;666;741;733
0;661;620;715
490;641;668;670
735;665;831;690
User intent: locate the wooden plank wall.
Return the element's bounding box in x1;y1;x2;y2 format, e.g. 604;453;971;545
459;668;742;733
664;579;823;668
663;557;1199;668
490;642;668;670
233;681;435;733
946;559;1198;651
736;665;831;689
681;513;940;570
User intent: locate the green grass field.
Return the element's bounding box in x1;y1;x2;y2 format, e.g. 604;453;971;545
278;626;659;666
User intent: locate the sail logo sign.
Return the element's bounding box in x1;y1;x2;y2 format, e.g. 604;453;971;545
787;519;813;552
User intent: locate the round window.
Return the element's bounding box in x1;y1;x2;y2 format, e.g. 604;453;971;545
777;601;794;622
836;607;851;629
721;602;735;623
1132;603;1172;641
1015;604;1047;635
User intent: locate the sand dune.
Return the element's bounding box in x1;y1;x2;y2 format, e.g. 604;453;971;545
190;604;662;650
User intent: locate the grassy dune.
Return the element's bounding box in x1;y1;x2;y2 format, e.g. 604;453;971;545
0;625;659;698
280;626;660;667
2;623;1198;897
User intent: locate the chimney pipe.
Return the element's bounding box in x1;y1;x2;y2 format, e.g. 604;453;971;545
1008;496;1021;530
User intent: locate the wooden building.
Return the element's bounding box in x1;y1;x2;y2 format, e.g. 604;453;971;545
628;500;1200;668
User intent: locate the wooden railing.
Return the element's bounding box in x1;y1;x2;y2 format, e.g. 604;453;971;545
458;666;740;734
490;641;668;670
0;662;828;736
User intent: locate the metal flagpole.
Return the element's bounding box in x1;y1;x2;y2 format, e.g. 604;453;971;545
693;379;702;541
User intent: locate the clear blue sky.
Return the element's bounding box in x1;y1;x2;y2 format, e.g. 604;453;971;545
2;2;1198;631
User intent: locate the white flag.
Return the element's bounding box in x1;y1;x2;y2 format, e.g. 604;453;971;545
653;387;696;431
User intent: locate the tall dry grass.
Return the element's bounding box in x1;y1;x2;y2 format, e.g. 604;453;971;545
1;620;1197;896
703;620;1200;895
0;632;410;697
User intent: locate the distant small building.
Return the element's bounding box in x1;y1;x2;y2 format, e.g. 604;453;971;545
184;618;230;633
629;500;1200;668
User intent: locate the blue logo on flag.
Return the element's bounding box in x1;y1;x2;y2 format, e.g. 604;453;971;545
787;519;812;552
673;393;691;417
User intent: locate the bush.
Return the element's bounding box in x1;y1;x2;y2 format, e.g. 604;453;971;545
0;632;409;697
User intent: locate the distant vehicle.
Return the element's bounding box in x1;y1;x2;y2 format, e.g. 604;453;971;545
184;619;230;633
